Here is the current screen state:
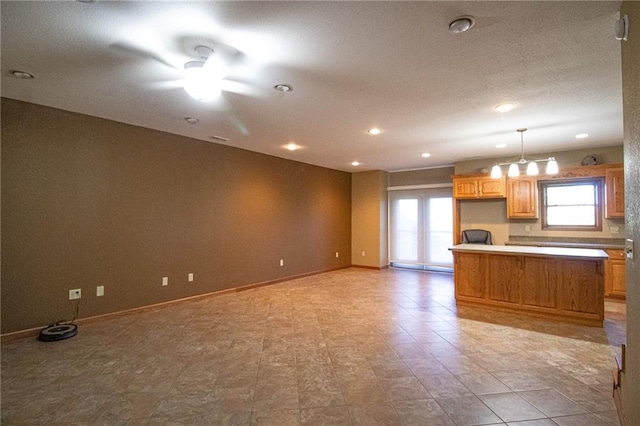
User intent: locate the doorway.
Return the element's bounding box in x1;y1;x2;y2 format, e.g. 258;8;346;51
389;188;453;271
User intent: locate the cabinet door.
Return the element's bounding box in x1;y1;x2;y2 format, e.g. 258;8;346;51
454;178;478;198
611;261;626;295
605;249;626;298
507;177;538;218
478;176;506;198
605;168;625;218
454;252;486;298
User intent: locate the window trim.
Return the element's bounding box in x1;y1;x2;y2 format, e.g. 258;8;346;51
540;178;603;231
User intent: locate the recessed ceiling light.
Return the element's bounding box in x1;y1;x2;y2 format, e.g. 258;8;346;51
421;153;431;158
495;143;507;148
494;103;514;112
351;161;360;166
11;70;35;79
274;84;293;93
575;133;589;139
184;117;199;124
285;143;299;151
367;128;382;135
449;16;475;33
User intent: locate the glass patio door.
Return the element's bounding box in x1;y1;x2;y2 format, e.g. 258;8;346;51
389;188;453;271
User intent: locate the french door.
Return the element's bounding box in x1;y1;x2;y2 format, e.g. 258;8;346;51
389;187;453;270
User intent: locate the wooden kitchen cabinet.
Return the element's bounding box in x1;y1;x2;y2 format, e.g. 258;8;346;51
453;175;506;199
605;249;626;298
507;176;539;219
451;245;606;326
605;168;625;218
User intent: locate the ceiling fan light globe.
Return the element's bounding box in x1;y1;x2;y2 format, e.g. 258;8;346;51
184;67;222;101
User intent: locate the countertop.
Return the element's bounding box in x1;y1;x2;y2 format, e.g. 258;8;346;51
505;241;624;250
450;244;609;259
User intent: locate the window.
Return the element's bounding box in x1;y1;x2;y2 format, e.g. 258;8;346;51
540;178;603;231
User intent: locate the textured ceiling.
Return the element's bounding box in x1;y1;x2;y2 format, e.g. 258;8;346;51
1;1;623;172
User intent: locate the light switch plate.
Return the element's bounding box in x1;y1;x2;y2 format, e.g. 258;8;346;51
625;239;634;260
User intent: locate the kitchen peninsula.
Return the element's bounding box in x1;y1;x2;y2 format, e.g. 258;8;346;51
450;244;608;327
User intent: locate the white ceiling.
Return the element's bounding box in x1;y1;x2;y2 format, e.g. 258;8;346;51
1;1;623;172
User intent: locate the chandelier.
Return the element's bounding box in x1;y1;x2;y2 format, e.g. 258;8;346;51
490;128;559;179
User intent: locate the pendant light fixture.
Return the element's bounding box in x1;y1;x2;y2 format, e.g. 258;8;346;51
490;128;559;178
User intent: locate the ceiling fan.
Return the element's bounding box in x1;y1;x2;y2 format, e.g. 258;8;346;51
182;44;270;101
110;41;279;101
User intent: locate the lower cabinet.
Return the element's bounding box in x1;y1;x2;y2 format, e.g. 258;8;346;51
605;249;626;298
453;250;605;326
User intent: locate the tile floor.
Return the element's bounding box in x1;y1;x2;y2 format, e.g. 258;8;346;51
1;267;626;425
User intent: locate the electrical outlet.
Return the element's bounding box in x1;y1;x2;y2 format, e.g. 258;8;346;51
162;277;168;286
188;273;194;282
610;226;620;234
525;225;531;232
69;289;81;300
96;286;104;297
280;259;284;266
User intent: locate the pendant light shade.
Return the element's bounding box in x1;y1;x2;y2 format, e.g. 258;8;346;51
507;163;520;177
489;129;560;179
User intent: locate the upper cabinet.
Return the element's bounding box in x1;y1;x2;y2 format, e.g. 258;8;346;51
453;175;506;199
507;176;539;219
605;167;625;218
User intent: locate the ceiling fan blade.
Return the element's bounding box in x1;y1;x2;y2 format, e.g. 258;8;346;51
109;42;179;69
220;80;270;98
147;80;184;90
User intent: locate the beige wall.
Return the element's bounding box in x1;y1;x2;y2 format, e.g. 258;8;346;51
1;99;352;334
455;145;625;244
351;170;388;268
459;200;510;245
620;2;640;424
389;166;454;187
